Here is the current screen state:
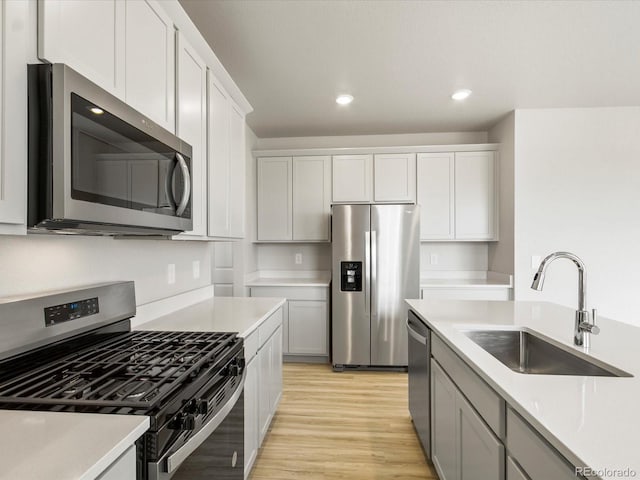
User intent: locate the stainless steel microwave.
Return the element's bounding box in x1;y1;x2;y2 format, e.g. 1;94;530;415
28;63;193;236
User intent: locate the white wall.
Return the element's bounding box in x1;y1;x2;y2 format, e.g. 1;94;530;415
0;235;212;305
257;244;331;271
513;107;640;325
488;112;515;275
256;131;488;150
420;243;488;273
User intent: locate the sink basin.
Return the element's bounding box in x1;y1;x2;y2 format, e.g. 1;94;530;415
462;328;632;377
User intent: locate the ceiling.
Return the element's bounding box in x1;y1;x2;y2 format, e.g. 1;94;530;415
179;0;640;138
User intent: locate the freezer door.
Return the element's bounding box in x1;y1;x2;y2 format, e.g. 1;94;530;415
331;204;371;366
371;204;420;366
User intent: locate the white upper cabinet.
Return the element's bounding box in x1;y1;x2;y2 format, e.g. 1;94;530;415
417;151;497;241
257;157;292;241
208;74;246;238
332;154;373;203
124;0;175;132
0;1;28;234
373;153;416;203
257;156;331;242
228;101;246;238
39;0;126;97
417;153;455;240
292;156;331;241
455;151;496;240
176;32;207;237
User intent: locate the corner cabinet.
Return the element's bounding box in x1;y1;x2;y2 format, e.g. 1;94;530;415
257;156;331;242
417;151;497;241
208;73;246;238
174;31;207;238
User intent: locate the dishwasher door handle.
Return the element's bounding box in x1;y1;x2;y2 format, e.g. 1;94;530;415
407;318;428;345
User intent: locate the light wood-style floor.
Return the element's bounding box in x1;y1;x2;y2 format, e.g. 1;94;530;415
249;363;437;480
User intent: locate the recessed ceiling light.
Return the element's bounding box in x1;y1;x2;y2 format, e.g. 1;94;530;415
336;94;354;105
451;89;472;101
89;106;105;115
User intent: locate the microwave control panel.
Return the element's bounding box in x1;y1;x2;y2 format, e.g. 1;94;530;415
44;297;100;327
341;261;363;292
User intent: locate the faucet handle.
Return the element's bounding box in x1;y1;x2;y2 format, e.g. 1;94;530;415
590;308;600;335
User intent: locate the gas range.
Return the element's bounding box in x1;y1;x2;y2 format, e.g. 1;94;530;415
0;282;245;480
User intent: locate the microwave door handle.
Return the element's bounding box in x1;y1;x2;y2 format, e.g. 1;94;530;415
175;153;191;217
165;160;178;210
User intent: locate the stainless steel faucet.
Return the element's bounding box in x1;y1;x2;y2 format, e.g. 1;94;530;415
531;252;600;348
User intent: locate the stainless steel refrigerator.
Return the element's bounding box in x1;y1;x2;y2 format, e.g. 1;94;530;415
331;204;420;369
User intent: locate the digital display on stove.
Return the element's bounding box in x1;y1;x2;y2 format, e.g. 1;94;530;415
44;297;99;327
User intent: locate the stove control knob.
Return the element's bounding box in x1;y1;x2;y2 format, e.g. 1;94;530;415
184;399;198;414
170;413;196;431
228;363;240;377
197;399;209;415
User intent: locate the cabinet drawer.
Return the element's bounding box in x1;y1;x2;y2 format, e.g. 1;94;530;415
258;308;283;347
506;408;576;480
421;287;511;301
250;286;328;301
432;335;505;437
506;457;530;480
244;330;259;362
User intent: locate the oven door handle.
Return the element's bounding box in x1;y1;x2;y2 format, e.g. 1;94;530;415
165;371;245;474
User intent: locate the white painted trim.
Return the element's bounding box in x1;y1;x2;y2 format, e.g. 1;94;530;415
133;285;214;327
253;143;498;158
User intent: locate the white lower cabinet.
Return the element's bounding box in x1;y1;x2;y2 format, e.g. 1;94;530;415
249;286;329;359
244;307;283;479
96;445;136;480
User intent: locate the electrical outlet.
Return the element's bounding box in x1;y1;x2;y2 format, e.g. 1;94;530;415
295;253;303;265
192;260;200;279
531;255;541;269
430;253;439;265
167;264;176;285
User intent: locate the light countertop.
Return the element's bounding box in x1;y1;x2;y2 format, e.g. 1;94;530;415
0;410;148;480
406;299;640;480
420;271;512;289
136;296;286;338
245;271;331;287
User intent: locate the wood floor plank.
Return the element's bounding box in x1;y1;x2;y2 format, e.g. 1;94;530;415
249;363;437;480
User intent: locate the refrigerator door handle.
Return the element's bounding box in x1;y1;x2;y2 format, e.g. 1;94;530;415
371;230;377;320
364;231;370;315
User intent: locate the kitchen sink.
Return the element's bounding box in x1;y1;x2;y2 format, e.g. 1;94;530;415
462;328;632;377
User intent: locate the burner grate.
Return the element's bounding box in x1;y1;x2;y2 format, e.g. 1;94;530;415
0;330;237;409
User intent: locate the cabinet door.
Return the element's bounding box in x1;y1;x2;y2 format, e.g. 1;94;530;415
39;0;125;97
454;152;496;240
417;153;455;240
257;157;292;240
96;445;136;480
269;326;283;412
373;153;416;203
124;0;175;132
288;301;328;355
431;360;458;480
229;101;246;238
292;156;331;241
257;339;273;445
208;74;231;237
244;358;258;478
458;393;504;480
176;32;207;237
0;1;28;233
332;154;373;203
506;457;529;480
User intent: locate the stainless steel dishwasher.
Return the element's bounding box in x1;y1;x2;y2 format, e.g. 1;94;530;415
407;310;431;458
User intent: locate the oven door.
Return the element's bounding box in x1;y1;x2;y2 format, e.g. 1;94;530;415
148;373;245;480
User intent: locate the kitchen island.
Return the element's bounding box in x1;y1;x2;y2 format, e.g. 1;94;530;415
407;299;640;480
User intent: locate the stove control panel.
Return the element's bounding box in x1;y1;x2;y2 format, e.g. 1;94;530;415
44;297;99;327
